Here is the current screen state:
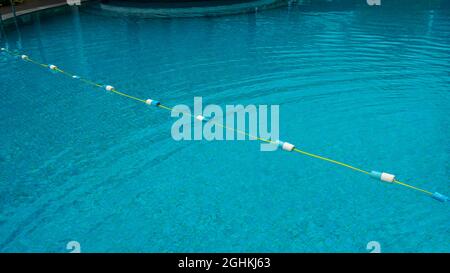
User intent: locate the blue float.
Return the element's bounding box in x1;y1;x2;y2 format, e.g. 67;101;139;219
369;171;382;180
431;192;448;202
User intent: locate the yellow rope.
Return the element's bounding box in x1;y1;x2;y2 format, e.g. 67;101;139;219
109;89;147;103
2;49;437;197
80;78;103;88
393;179;433;195
25;58;48;68
293;148;370;175
214;122;272;143
157;104;174;111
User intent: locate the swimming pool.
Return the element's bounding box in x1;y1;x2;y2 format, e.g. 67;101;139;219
0;1;449;252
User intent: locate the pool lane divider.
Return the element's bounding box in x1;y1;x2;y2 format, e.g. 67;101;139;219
2;48;448;204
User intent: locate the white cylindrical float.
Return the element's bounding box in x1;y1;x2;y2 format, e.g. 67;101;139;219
195;115;208;122
282;142;295;152
105;85;114;91
275;140;295;152
49;64;58;70
21;55;28;60
369;171;395;183
380;172;395;183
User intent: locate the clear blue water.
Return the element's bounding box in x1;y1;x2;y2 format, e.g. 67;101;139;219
0;2;449;252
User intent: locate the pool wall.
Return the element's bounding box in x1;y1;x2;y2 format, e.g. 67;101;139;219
0;0;290;24
97;0;289;18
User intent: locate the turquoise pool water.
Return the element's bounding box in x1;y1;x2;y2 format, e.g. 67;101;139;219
0;1;449;252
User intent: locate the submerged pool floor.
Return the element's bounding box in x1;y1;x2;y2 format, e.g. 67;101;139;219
0;2;449;252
